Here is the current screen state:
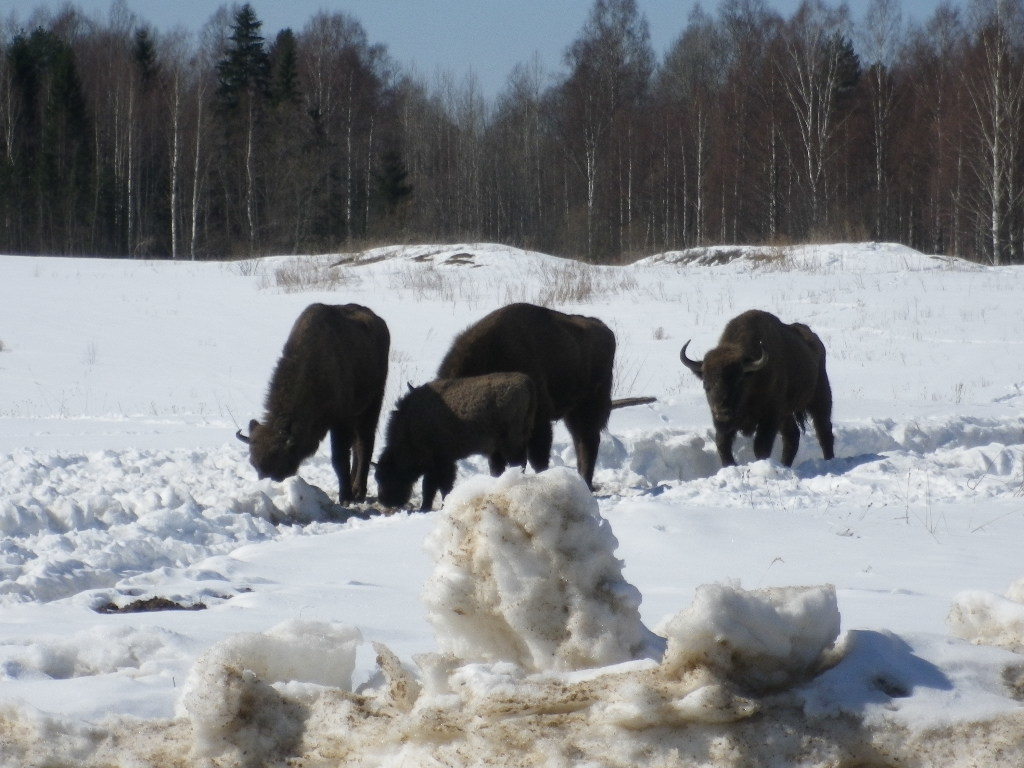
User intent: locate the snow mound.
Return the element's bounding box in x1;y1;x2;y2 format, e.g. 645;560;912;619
423;467;658;671
949;578;1024;653
659;582;841;693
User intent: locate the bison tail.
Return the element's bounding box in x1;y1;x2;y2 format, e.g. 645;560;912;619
795;410;809;431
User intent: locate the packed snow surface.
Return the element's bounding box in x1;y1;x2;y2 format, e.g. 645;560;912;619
1;241;1023;766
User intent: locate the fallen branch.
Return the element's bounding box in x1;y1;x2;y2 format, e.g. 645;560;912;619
610;396;656;409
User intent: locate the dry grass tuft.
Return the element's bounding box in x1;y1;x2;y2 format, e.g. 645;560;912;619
265;257;360;293
507;261;639;307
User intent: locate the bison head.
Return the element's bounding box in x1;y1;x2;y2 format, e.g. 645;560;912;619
374;449;419;508
236;418;302;482
681;340;768;426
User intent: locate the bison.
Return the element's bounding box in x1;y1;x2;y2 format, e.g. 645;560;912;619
680;309;834;467
236;303;390;503
437;302;616;488
375;372;538;510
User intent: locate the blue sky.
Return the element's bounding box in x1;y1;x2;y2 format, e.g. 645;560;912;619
4;0;956;97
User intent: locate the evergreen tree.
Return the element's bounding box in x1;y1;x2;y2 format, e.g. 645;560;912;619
133;27;158;88
374;148;413;216
6;27;91;252
269;28;301;105
216;3;270;109
215;3;271;253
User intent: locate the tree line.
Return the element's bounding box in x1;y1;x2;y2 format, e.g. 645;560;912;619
1;0;1022;264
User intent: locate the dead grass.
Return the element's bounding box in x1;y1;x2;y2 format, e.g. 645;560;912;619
745;245;796;272
507;261;640;306
264;256;360;293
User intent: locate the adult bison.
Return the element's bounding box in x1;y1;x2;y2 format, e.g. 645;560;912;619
375;372;537;510
437;302;615;488
236;303;389;503
680;309;834;467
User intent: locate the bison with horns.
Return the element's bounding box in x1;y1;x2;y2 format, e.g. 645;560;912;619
236;303;390;503
375;372;538;511
680;309;835;467
436;302;616;489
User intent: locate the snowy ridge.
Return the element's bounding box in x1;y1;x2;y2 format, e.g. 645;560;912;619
635;241;983;273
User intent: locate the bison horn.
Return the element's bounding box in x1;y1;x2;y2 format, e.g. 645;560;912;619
679;340;703;375
743;343;769;373
235;429;251;444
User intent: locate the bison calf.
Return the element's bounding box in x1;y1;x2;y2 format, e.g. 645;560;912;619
237;303;389;503
681;309;834;467
375;372;538;511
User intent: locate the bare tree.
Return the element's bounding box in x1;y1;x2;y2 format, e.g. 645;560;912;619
777;0;856;232
859;0;905;238
961;0;1024;264
558;0;653;259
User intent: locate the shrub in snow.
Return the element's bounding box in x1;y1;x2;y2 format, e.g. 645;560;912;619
423;467;657;672
179;620;360;760
659;582;841;694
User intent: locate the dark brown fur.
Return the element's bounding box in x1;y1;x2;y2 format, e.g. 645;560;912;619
681;309;834;467
241;303;389;503
375;372;538;510
437;302;616;488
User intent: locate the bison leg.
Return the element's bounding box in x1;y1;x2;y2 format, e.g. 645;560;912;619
565;411;604;489
753;420;781;462
527;418;553;474
715;427;738;466
812;413;835;460
421;462;457;512
350;401;383;502
809;378;835;461
778;416;801;467
330;431;354;503
330;428;355;503
488;452;506;477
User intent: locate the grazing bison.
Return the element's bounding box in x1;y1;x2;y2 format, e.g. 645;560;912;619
680;309;834;467
375;372;538;510
437;302;615;488
236;303;389;503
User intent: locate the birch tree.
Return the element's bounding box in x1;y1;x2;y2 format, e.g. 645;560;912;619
961;0;1024;264
859;0;905;238
778;0;857;232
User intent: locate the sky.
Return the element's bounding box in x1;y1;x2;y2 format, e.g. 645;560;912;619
3;0;958;97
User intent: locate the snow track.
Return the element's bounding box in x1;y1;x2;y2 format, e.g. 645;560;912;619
2;413;1020;606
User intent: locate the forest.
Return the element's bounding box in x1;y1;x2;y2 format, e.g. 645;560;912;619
0;0;1022;264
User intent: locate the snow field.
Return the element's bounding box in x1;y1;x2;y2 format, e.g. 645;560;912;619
0;242;1023;766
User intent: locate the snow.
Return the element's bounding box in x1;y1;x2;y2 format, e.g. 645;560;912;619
423;467;659;671
0;241;1023;766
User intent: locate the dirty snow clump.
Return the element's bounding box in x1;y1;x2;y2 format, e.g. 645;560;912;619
423;467;659;672
178;619;361;761
949;577;1024;653
659;582;841;693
